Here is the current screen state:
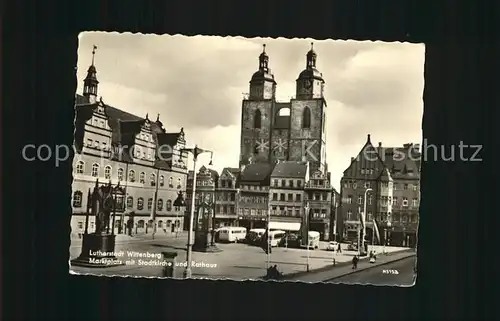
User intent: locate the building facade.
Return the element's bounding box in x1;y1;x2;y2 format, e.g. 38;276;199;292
337;135;421;247
269;161;309;232
234;44;335;240
238;44;328;176
237;163;274;230
304;169;332;240
214;168;240;227
71;51;188;238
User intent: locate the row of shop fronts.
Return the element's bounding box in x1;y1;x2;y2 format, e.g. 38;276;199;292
343;223;418;248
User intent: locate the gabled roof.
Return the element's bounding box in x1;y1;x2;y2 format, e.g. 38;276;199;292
342;135;421;180
271;161;308;179
74;94;182;170
240;163;274;184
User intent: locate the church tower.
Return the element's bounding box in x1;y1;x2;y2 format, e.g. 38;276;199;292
83;45;99;104
239;45;277;168
289;43;328;174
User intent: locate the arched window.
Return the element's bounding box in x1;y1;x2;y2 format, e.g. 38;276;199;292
104;165;112;179
160;175;165;187
166;200;172;211
139;172;146;184
75;161;84;174
72;190;83;208
147;198;153;210
91;163;100;177
129;170;135;182
157;199;164;211
168;177;173;187
150;173;156;186
302;107;311;129
117;168;124;181
137;197;144;210
253;109;261;129
177;177;182;189
126;196;134;208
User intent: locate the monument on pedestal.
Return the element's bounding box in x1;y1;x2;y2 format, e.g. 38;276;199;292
193;194;221;253
71;179;125;268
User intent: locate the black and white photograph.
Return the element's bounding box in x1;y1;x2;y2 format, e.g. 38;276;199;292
69;32;423;285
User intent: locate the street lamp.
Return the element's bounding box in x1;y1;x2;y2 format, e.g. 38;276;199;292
383;220;392;254
178;145;213;279
266;191;271;270
304;202;310;272
360;188;372;256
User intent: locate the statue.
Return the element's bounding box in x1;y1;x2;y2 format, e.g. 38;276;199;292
71;179;124;268
92;182;114;234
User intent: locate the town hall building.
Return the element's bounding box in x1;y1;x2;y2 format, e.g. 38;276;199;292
70;47;188;238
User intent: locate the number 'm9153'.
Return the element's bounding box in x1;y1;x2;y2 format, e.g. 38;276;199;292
382;269;399;275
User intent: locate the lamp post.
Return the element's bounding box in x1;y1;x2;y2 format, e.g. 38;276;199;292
305;202;310;272
383;220;392;254
266;192;271;270
361;188;372;256
178;145;213;279
151;168;160;240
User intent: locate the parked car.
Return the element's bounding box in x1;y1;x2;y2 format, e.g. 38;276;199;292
326;241;339;251
278;233;300;248
347;242;358;251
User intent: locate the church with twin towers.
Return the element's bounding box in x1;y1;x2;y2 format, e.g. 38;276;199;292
239;43;329;176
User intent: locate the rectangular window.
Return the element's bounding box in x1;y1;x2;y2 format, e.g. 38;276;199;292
347;196;352;204
288;194;293;201
273;193;278;201
280;193;285;201
296;194;301;202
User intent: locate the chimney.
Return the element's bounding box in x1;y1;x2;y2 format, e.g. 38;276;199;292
377;142;383;157
367;134;371;142
351;157;355;162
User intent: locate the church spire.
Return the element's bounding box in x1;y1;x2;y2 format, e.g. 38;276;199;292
306;42;317;69
83;45;99;104
258;44;269;72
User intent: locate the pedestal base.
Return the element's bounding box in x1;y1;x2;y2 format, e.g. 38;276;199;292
71;233;124;268
193;232;223;253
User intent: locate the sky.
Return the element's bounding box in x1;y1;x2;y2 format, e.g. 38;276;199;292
76;32;425;190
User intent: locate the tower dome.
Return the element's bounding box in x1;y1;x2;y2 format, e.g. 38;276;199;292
250;44;276;84
297;42;324;81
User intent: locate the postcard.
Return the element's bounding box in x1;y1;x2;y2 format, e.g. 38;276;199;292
69;32;423;286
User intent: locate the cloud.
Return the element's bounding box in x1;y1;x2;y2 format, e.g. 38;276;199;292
77;33;424;189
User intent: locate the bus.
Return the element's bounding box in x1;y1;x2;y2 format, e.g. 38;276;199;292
218;227;247;243
301;231;320;249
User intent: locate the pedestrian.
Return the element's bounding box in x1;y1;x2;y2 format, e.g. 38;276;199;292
352;255;359;269
337;243;342;254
